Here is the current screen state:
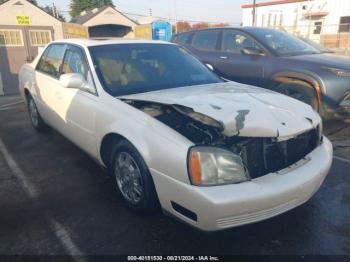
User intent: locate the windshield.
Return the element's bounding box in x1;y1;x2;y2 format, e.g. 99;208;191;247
251;29;320;56
89;43;222;96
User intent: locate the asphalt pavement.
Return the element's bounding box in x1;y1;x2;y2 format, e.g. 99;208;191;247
0;95;349;257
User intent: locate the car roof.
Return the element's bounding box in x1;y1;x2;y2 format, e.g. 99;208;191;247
174;26;276;35
51;38;174;47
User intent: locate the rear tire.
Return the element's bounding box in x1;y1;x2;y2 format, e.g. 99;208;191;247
26;94;50;132
110;140;159;214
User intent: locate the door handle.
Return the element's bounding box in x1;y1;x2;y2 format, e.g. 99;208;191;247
219;56;228;60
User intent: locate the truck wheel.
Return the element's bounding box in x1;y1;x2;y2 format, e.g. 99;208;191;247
27;95;50;132
110;140;159;213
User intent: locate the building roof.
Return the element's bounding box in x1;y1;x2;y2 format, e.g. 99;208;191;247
71;5;138;26
242;0;307;9
0;0;63;23
71;6;109;24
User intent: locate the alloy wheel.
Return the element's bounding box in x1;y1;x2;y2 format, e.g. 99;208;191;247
114;152;144;204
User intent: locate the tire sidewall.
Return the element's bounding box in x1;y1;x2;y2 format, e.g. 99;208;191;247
276;83;318;111
26;94;50;132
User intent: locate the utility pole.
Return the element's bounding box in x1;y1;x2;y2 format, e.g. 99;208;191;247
252;0;256;26
52;2;58;19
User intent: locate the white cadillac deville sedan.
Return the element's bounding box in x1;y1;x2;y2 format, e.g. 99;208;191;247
19;39;333;231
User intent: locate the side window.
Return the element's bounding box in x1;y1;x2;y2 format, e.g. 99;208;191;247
222;31;260;54
37;44;65;78
178;33;192;44
192;31;219;51
61;46;88;79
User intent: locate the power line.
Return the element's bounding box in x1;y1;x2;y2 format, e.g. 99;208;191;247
58;5;239;25
123;11;236;25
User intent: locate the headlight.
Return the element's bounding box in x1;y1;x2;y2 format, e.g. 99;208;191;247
325;67;350;77
188;146;249;186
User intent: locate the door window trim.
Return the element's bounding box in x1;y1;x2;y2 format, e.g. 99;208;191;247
35;43;67;79
220;29;267;55
62;44;98;96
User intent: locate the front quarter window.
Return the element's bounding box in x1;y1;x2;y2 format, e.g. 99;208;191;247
222;30;261;54
61;46;88;78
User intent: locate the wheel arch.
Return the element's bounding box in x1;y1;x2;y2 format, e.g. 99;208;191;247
271;71;325;110
99;133;127;168
24;88;31;101
99;132;151;170
99;132;161;209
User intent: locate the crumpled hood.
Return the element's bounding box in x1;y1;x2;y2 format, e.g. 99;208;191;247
120;82;321;138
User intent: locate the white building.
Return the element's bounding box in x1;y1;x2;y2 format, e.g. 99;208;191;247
242;0;350;42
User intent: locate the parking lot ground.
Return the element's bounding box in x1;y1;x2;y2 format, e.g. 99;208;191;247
0;96;349;256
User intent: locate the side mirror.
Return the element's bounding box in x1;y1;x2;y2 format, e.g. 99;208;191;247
59;73;95;94
242;47;265;56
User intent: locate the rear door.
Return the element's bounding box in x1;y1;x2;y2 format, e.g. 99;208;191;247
186;30;221;69
34;43;66;124
215;30;266;87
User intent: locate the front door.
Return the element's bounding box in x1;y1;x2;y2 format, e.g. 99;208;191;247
215;30;266;87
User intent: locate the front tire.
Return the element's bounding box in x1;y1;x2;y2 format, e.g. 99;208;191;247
273;81;319;111
110;140;159;213
27;95;50;132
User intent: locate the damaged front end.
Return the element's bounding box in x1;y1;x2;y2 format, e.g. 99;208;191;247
124;99;322;180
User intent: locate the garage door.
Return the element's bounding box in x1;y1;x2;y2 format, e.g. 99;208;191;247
0;25;54;95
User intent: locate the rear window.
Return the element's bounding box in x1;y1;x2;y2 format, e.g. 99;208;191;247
192;31;220;51
36;44;65;78
89;43;222;96
177;33;192;44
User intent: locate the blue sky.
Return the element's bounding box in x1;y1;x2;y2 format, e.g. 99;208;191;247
37;0;259;25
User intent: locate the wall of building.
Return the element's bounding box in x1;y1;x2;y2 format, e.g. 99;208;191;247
323;0;350;33
0;0;63;40
242;0;350;41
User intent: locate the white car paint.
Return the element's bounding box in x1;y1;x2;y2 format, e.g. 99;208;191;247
19;39;333;231
120;81;320;138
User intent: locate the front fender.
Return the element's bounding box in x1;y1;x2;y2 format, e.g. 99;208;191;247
270;70;327;107
96;98;193;184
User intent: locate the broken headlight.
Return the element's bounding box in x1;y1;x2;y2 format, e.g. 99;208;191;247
188;146;249;186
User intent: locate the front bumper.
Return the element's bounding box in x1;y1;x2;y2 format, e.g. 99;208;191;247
151;137;333;231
